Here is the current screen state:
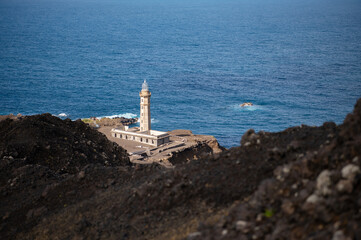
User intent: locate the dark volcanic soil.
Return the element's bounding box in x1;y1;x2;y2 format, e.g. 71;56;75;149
0;114;130;174
0;99;360;240
192;99;361;240
0;114;130;239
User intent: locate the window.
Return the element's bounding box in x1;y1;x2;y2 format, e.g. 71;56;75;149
146;139;148;143
114;133;117;138
140;138;143;142
141;98;143;102
133;136;135;140
120;134;122;138
141;113;143;116
152;140;154;144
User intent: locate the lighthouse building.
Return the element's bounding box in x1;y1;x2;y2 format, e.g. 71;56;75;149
140;80;151;132
111;80;170;147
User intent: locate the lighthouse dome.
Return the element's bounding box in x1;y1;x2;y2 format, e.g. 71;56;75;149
142;79;149;91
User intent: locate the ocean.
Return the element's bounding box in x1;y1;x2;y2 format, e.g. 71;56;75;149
1;0;361;148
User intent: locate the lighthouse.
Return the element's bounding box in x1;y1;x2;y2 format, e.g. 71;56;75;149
111;79;169;147
139;79;151;132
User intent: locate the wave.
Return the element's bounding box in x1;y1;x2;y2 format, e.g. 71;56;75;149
56;113;69;118
96;113;137;120
232;104;263;111
135;118;158;123
93;113;157;124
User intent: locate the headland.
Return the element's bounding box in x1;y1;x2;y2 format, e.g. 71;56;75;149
99;126;225;167
0;98;360;239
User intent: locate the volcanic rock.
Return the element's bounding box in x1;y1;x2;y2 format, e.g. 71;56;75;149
0;99;360;240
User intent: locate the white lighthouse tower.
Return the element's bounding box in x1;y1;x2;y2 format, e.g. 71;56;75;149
111;79;170;147
139;79;151;132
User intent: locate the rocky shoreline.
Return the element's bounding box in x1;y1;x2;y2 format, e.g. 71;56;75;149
84;117;226;167
0;98;360;239
82;116;138;127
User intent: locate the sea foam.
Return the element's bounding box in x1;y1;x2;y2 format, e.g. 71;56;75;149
57;113;69;117
135;118;158;123
232;104;263;112
96;113;137;120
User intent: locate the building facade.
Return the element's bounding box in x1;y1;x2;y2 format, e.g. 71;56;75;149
111;129;170;147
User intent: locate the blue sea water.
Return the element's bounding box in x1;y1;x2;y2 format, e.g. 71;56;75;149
1;0;361;148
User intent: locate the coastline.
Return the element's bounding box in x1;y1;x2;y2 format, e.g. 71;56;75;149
98;126;225;167
0;98;360;239
0;113;226;168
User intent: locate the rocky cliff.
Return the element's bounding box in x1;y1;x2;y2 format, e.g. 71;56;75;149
0;99;360;240
192;99;361;240
167;129;226;165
